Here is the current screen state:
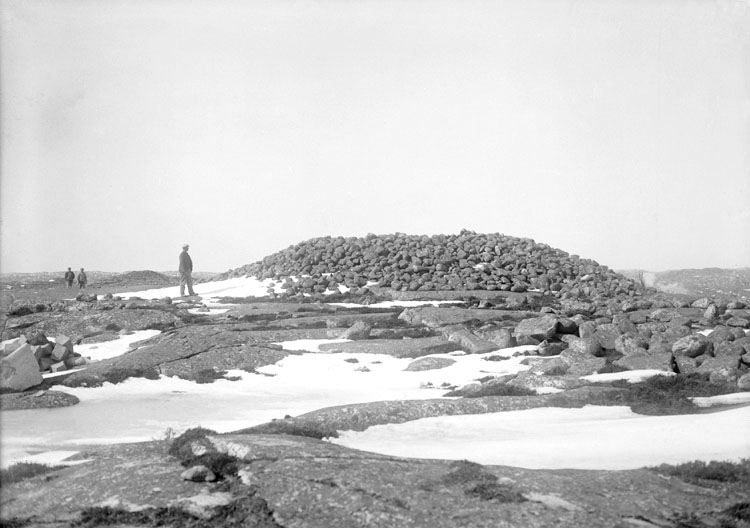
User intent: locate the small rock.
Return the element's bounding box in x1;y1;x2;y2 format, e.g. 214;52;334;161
24;330;50;346
404;357;457;371
180;465;216;482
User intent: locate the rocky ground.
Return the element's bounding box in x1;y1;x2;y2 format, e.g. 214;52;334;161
2;237;750;527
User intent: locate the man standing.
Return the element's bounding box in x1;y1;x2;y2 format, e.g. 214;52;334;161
64;268;75;288
179;244;196;297
77;268;88;289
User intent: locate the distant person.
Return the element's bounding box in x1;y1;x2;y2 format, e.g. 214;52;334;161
77;268;88;289
64;268;75;288
179;244;196;297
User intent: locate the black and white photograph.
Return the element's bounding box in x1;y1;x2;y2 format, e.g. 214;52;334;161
1;1;749;526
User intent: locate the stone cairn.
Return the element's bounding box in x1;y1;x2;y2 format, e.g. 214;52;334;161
222;230;641;299
1;332;87;391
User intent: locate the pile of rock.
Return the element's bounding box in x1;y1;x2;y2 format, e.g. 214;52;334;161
1;332;87;391
222;231;640;299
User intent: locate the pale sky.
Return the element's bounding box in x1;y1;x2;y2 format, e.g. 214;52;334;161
1;0;749;274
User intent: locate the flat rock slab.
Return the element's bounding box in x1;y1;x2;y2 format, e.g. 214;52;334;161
260;312;400;330
0;389;79;410
238;387;622;433
60;325;299;387
399;307;539;328
2;433;746;528
2;309;181;343
317;336;451;357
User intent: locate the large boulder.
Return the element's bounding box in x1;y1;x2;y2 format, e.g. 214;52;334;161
559;300;596;317
514;315;559;342
337;321;372;340
614;351;673;371
594;324;621;350
725;317;750;329
614;334;649;356
671;334;713;358
577;321;597;339
555;318;579;335
559;347;606;376
674;356;698;375
441;325;496;354
0;343;43;391
612;314;637;335
478;327;517;349
696;354;742;377
706;326;736;344
565;336;603;357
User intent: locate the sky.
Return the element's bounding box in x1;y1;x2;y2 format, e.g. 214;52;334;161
1;0;749;274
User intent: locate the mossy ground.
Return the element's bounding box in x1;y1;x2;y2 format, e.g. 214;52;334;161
0;462;64;487
420;460;527;503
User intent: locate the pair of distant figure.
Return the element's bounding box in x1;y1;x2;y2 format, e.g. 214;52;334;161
179;244;196;297
64;267;87;289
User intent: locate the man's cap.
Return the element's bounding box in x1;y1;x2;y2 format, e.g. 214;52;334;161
182;243;190;249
